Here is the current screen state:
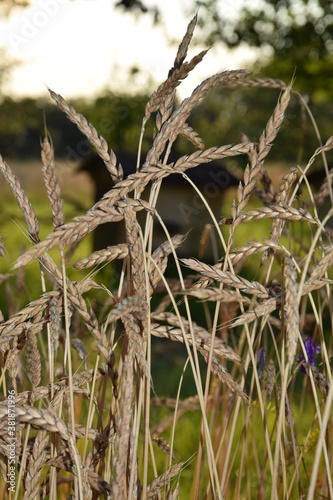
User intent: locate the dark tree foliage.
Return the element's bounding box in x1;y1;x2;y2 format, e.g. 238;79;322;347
0;0;159;20
114;0;159;22
192;0;333;100
194;0;333;55
0;93;153;159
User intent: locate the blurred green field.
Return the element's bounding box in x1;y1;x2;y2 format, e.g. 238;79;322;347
0;158;93;304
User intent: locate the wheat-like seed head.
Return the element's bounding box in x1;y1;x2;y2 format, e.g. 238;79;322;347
41;135;65;228
112;339;135;498
23;430;49;499
284;256;299;366
25;326;41;389
0;156;40;243
146;462;184;498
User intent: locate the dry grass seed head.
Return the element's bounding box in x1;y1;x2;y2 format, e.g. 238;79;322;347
71;338;88;370
224;77;287;90
148;234;187;293
41;135;65;228
306;243;333;283
144;14;204;121
257;82;293;163
25;326;41;389
0;156;40;243
152;436;176;461
72;243;129;269
14;199;147;269
146;462;184;498
23;430;49;499
48;88;120;182
124;205;146;300
49;296;61;352
230;297;279;328
151;319;241;364
145;48;209;122
112;340;135;498
261;168;298;264
265;360;276;398
181;258;269;299
0;236;4;257
284;256;299;366
306;365;329;395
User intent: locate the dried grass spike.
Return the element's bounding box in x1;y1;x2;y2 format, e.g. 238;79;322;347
257;81;293;163
307;366;329;395
152;436;176;461
265;360;276;398
224;77;287;90
81;467;93;500
235;205;318;225
151;320;242;364
24;430;48;499
231;297;279;327
72;338;88;369
149;234;187;292
14;206;125;269
226;239;282;266
0;156;40;243
306;243;333;284
106;296;146;328
73;243;129;269
112;341;135;498
0;237;4;257
171;14;197;73
49;296;61;352
185;286;250;303
147;462;184;498
181;258;269;298
168;483;180;500
25;326;41;389
48;88;119;181
145;49;209;120
284;256;299;366
173;142;253;174
201;352;246;398
168;70;251;145
261;169;298;264
41;135;65;228
125;207;145;296
180;122;205;150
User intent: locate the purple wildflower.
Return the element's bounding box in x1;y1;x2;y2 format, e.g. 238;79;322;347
298;337;321;373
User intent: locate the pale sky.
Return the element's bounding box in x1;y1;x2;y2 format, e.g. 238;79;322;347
0;0;257;100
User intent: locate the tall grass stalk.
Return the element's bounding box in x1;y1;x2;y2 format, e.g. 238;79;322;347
0;14;332;499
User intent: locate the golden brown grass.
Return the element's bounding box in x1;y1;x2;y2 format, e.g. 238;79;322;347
0;14;333;499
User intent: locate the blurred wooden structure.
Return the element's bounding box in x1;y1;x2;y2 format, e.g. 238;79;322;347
79;152;238;261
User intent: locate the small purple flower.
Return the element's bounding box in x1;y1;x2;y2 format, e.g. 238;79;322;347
298;337;321;373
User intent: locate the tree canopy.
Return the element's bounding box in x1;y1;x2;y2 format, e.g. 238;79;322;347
192;0;333;101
